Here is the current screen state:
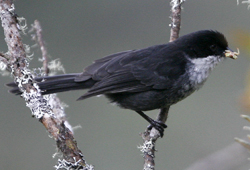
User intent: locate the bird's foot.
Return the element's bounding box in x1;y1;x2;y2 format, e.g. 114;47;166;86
135;110;167;137
147;120;167;137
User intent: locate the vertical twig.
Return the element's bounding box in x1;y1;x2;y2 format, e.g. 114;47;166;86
169;0;183;42
140;1;183;170
33;20;49;75
0;1;92;169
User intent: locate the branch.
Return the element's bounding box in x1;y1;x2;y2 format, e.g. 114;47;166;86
32;20;91;169
0;1;92;169
169;0;184;42
140;1;184;169
32;20;49;75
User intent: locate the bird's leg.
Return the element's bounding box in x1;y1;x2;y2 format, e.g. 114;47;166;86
156;106;170;123
136;110;167;137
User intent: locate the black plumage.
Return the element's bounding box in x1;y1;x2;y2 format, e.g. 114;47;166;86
7;30;237;137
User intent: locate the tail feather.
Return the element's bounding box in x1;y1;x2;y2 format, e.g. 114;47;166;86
6;73;80;88
6;73;95;96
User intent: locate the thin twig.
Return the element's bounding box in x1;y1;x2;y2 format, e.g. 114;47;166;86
169;0;183;42
33;20;49;75
140;1;183;169
0;1;91;169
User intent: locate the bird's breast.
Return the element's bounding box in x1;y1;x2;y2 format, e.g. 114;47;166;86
187;55;223;89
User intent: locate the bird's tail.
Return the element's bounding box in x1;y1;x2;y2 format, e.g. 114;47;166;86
6;73;95;95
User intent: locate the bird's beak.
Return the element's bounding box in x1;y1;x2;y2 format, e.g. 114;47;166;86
224;47;239;59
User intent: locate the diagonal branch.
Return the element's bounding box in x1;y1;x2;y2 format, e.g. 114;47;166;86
0;1;92;169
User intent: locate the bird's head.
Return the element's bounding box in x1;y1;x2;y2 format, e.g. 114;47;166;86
175;30;239;60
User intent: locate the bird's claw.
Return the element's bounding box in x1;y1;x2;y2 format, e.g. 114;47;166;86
147;120;167;137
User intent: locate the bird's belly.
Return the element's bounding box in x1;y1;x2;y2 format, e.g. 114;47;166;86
105;88;196;111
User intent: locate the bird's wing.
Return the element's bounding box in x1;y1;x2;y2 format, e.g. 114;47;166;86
77;44;187;100
74;51;134;82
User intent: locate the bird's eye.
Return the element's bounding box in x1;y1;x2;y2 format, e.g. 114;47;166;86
210;44;217;51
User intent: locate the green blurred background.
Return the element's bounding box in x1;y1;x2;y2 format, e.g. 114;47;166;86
0;0;250;169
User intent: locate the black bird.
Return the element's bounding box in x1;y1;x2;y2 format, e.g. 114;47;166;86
7;30;238;137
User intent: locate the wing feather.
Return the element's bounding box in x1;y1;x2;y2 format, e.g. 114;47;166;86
77;43;187;99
